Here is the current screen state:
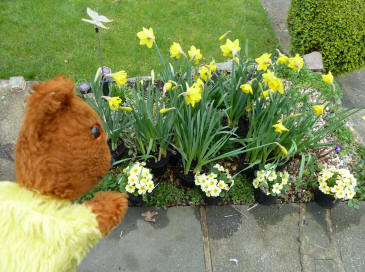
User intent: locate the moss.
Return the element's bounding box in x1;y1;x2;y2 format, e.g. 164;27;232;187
287;0;365;74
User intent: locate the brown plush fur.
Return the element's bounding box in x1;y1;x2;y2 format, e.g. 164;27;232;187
15;75;127;236
85;192;128;236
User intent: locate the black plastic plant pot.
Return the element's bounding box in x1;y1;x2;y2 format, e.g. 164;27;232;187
314;190;339;209
127;193;144;207
254;188;277;205
204;196;223;206
236;116;250;139
108;139;126;163
167;147;181;167
145;151;170;177
176;168;196;188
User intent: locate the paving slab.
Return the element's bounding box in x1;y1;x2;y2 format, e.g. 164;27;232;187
206;204;301;272
331;202;365;272
0;80;37;181
78;207;205;272
260;0;291;53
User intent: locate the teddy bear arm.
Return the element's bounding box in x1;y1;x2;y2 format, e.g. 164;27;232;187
84;192;128;236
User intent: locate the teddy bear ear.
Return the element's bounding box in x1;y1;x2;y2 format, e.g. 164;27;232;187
28;75;75;115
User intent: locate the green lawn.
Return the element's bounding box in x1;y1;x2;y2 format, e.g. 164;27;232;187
0;0;275;82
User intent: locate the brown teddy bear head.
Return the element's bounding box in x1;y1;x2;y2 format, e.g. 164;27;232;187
15;75;111;201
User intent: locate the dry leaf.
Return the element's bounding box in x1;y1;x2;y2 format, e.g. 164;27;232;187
141;211;158;222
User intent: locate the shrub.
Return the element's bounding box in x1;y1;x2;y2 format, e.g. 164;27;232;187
287;0;365;74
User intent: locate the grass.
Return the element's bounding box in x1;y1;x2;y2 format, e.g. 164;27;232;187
0;0;276;82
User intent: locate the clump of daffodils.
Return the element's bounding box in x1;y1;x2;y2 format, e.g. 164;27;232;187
252;164;290;196
194;163;234;197
317;168;357;200
122;162;155;196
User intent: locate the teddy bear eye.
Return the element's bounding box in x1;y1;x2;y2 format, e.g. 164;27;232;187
91;125;102;141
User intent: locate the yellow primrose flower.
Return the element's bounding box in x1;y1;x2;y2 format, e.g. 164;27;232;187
199;66;210;82
255;53;272;71
240;83;253;95
219;30;231;41
322;71;334;84
108;97;122;111
288;54;304;71
159;107;175;114
220;39;240;57
112;70;127;87
136;27;155;48
170;42;185;59
276;55;289;65
273;122;289;133
312;104;326;115
120;106;132;112
188;45;203;64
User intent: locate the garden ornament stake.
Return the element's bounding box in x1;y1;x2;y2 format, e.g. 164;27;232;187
82;8;113;95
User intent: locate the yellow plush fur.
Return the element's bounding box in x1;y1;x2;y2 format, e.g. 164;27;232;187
0;182;102;272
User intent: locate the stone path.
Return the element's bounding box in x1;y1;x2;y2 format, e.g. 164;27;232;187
78;203;365;272
260;0;365;145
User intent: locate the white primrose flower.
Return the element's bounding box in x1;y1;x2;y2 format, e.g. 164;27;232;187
126;184;135;194
335;190;345;199
147;182;154;193
253;179;260;189
82;8;113;29
257;175;265;182
257;170;265;177
138;185;147;195
211;186;222;197
217;181;226;189
346;190;355;200
272;183;281;195
267;171;277;182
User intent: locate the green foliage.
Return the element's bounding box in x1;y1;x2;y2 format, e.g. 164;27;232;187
229;174;255;204
287;0;365;74
276;64;342;102
332;123;355;155
146;183;186;208
76;173;119;203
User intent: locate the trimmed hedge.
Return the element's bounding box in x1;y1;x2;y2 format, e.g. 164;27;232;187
287;0;365;74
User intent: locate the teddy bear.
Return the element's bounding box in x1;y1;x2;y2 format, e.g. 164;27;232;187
0;75;128;272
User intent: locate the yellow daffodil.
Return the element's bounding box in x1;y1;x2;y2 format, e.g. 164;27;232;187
240;83;253;94
120;106;132;112
260;90;270;98
312;104;326;115
208;60;217;72
220;39;240;57
276;55;289;65
163;80;172;92
188;45;203;64
272;121;289;133
219;30;231;41
136;27;155;48
112;70;127;87
194;78;205;90
322;71;334;84
275;142;288;155
199;66;210;82
270;77;284;94
362;116;365;120
280;146;288;155
234;57;239;63
263;70;284;94
255;53;272;71
108;97;122;111
245;105;251;112
184;83;202;107
159;107;175;114
170;42;185;59
288;54;304;71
